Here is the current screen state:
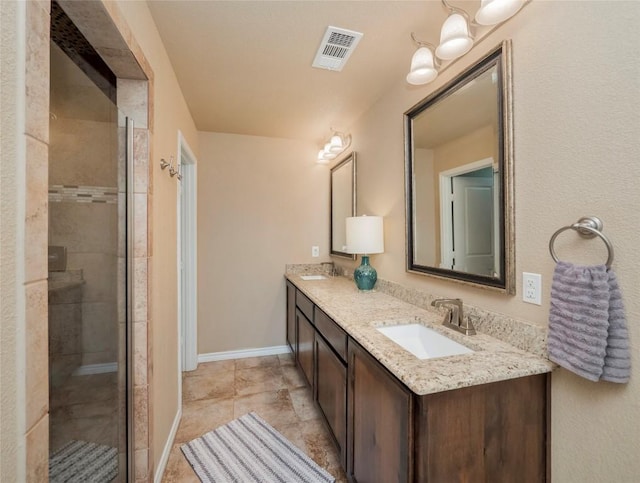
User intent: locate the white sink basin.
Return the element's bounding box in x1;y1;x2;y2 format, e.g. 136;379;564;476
377;324;473;360
300;275;327;281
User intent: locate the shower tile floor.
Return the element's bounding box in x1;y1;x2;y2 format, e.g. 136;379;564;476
162;353;348;482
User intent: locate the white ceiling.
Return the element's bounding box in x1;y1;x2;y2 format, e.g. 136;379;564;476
147;0;481;145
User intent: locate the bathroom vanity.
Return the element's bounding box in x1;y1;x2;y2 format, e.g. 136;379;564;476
285;274;553;482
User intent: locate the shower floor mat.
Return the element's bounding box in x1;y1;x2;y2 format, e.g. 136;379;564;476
49;440;118;483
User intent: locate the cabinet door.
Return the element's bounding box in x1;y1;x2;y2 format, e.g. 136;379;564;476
296;309;314;388
315;334;347;468
416;374;549;483
348;341;413;483
286;282;296;354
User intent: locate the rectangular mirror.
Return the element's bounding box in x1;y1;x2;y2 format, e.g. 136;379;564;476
330;152;356;259
404;41;514;293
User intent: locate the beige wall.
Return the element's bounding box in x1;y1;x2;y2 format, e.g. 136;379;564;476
343;1;640;480
197;132;327;354
413;148;436;265
112;0;199;473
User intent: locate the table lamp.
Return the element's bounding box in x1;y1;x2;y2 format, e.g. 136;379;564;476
346;215;384;291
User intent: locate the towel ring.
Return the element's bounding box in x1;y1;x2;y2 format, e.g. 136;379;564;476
549;216;614;268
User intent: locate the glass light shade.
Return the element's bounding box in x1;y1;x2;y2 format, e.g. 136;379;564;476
406;47;438;85
346;216;384;254
435;13;473;61
322;143;337;160
328;135;344;153
475;0;524;25
317;150;330;164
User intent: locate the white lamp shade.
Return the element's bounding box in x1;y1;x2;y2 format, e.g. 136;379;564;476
435;13;473;61
475;0;524;25
346;216;384;254
406;47;438;85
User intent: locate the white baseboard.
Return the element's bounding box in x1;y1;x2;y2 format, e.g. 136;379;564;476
154;406;182;483
72;362;118;376
198;345;291;363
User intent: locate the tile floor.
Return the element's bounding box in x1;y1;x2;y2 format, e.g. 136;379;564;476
161;353;348;482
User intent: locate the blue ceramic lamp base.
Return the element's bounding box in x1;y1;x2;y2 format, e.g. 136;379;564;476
354;255;377;291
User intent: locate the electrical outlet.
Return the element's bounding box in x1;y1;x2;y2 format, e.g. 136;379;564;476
312;246;320;257
522;272;542;305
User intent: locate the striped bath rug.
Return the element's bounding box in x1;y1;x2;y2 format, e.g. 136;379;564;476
181;412;335;483
49;440;118;482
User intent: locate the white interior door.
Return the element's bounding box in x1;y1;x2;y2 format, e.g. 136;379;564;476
178;132;198;372
452;175;494;275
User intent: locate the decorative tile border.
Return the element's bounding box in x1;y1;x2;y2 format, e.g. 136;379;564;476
49;184;118;204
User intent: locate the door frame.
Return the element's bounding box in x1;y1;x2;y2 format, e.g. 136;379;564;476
177;131;198;375
438;157;494;269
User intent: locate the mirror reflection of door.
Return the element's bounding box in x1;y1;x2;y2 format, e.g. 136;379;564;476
440;164;495;276
438;160;496;276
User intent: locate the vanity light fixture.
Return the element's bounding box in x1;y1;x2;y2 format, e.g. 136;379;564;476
475;0;525;25
346;215;384;291
436;11;473;61
407;39;439;85
407;0;525;85
317;131;352;164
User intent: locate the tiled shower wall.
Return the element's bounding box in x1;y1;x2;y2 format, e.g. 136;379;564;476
49;115;119;371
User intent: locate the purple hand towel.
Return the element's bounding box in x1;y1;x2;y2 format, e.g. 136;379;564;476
601;271;631;383
547;261;630;383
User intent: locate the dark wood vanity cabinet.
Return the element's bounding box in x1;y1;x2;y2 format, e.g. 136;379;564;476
289;285;349;466
296;308;315;388
347;340;413;483
314;307;349;468
314;333;347;467
286;282;549;483
295;290;316;388
415;374;548;483
347;338;549;483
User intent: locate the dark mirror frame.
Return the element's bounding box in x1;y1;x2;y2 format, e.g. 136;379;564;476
330;152;357;259
404;40;515;294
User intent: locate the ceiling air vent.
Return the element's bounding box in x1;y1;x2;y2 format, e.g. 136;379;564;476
312;26;363;72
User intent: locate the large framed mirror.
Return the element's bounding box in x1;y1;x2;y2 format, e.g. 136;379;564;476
404;40;514;293
330;152;356;259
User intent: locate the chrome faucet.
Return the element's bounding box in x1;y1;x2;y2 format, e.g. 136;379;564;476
321;261;337;277
431;298;476;336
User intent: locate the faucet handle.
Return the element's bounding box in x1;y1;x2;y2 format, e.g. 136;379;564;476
458;314;477;336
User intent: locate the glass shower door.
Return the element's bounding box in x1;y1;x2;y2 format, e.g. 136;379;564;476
48;34;131;482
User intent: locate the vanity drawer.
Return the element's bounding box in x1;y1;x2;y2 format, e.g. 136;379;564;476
315;307;347;362
296;290;314;323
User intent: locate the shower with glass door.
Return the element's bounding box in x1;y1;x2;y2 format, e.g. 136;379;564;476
48;2;132;480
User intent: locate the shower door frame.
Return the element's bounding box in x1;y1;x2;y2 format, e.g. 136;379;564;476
51;1;155;480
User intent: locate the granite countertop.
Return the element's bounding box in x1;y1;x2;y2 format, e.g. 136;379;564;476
286;274;554;396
